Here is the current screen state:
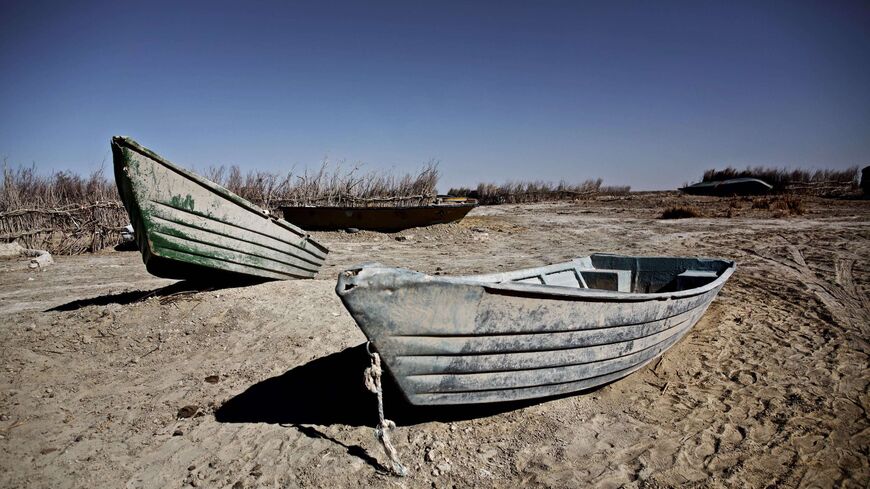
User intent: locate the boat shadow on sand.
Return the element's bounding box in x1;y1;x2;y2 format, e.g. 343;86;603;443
46;279;268;312
215;342;596;428
216;343;608;473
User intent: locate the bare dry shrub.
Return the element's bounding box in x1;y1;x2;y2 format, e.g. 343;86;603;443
750;195;805;216
660;206;702;219
770;195;805;216
786;196;804;212
723;198;742;218
751;197;770;209
447;179;630;205
206;160;440;208
0;163;128;254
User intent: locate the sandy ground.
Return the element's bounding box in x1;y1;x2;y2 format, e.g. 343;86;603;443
0;193;868;488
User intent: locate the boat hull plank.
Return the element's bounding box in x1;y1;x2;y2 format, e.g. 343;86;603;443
404;323;692;393
414;360;653;405
390;307;708;376
384;304;706;357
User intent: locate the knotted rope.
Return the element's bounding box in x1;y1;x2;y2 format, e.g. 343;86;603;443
364;343;409;477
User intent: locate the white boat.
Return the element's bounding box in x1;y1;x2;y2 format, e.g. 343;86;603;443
336;254;736;405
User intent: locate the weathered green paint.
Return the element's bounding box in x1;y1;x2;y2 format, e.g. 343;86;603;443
169;194;196;212
111;136;328;281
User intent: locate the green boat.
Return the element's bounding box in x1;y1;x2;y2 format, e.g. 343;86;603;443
111;136;328;281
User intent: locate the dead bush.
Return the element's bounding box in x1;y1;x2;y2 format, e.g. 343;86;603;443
751;195;805;216
769;195;805;216
660;206;702;219
751;198;770;209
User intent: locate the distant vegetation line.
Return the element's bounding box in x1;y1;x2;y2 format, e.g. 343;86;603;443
447;180;631;205
701;166;859;192
0;159;862;254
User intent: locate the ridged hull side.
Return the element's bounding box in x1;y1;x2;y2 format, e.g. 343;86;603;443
337;268;726;405
112;138;328;281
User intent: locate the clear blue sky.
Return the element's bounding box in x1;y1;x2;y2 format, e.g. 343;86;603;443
2;1;868;191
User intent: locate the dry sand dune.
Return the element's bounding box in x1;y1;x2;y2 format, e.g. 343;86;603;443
0;193;867;488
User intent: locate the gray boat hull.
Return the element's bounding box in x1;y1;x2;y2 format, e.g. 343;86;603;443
336;254;736;405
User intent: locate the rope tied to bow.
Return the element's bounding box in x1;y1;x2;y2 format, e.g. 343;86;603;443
364;343;409;477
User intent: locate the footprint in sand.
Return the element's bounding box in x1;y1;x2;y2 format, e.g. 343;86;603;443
728;369;757;385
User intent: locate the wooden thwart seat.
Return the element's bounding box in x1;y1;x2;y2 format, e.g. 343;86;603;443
512;266;631;292
676;269;719;290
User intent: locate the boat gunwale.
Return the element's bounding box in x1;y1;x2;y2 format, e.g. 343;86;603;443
339;253;736;302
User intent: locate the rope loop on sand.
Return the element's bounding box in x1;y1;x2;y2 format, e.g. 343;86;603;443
364;343;409;477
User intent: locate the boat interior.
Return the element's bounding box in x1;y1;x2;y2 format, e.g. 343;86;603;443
466;254;733;293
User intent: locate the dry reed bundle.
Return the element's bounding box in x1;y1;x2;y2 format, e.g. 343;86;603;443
204;160;441;208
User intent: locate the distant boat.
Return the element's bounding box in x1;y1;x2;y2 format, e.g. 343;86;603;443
337;253;735;405
279;201;477;232
680;178;772;196
111;136;328;281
